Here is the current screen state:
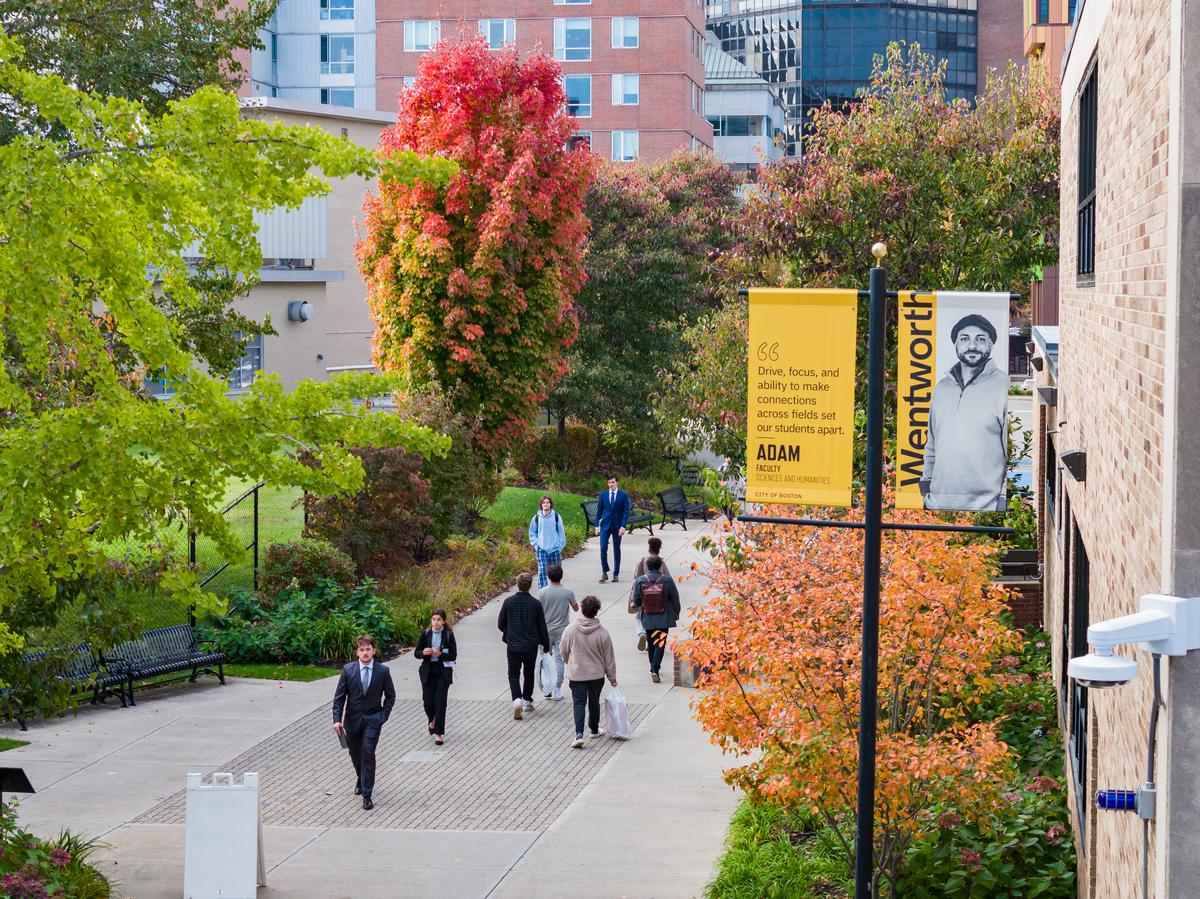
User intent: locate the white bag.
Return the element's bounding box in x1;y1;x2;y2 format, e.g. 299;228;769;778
603;688;632;740
539;652;557;695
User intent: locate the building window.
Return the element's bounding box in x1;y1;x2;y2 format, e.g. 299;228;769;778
404;20;440;52
320;0;354;21
555;0;591;6
1077;64;1097;283
568;132;592;151
612;17;639;48
565;75;592;117
146;374;175;399
1036;0;1049;23
403;76;418;90
478;19;515;49
611;74;639;106
1068;524;1090;838
320;87;355;107
228;333;263;392
554;18;592;61
707;115;767;137
612;130;638;162
320;34;354;74
1069;0;1078;22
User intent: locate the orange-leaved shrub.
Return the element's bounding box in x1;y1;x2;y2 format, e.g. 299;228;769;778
678;500;1020;894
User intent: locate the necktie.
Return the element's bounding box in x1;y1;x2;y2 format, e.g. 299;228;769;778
610;490;615;504
360;665;370;693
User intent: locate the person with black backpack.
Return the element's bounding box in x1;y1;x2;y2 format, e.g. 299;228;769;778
528;495;567;589
629;555;681;683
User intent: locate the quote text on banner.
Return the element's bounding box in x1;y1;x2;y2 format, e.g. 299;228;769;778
746;289;859;507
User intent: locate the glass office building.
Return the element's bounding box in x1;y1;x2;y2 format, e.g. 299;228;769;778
706;0;978;156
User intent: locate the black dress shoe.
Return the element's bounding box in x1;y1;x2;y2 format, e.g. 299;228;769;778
354;785;362;795
362;797;374;810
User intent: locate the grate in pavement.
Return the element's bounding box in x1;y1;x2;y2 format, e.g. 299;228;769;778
136;697;651;831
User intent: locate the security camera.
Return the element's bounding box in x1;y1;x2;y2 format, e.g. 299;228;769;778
1067;594;1200;688
1066;648;1139;689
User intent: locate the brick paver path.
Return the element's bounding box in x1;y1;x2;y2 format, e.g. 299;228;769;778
136;696;650;831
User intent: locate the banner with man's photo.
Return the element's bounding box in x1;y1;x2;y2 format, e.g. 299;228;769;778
895;292;1010;512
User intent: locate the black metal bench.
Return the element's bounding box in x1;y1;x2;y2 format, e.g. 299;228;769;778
580;500;654;538
103;624;225;705
8;643;131;731
657;486;710;530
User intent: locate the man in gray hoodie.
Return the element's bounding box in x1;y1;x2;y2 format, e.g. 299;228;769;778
921;314;1009;512
560;595;617;748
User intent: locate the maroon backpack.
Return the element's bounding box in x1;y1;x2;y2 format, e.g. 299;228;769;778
640;577;666;615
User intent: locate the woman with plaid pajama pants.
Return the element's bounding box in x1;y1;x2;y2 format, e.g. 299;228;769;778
528;495;567;589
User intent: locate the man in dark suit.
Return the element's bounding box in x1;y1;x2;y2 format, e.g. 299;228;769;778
596;475;632;583
332;634;396;810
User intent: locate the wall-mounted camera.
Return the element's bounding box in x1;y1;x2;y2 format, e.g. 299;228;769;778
1067;594;1200;687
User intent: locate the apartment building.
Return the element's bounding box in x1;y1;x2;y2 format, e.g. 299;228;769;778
1032;0;1200;894
373;0;713;161
703;37;786;173
245;0;380;109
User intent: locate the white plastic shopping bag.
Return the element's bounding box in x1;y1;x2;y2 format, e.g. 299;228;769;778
603;688;632;740
539;652;557;696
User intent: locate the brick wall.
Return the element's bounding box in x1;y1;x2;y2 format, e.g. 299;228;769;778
1049;0;1173;894
375;0;712;161
978;0;1025;85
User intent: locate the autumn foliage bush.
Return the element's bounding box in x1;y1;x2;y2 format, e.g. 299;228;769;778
303;446;433;576
358;38;593;464
679;502;1020;894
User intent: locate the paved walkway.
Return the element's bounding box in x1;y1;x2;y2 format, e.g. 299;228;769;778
5;521;739;898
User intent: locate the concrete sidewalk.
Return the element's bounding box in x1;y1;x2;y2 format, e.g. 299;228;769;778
5;521;739;898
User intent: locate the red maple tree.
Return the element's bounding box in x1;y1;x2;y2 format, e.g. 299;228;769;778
358;38;593;460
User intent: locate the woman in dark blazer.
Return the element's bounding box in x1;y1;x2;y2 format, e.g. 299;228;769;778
414;609;457;745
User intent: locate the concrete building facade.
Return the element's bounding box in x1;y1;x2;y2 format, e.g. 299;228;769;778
195;99;390;394
373;0;714;161
1033;0;1200;895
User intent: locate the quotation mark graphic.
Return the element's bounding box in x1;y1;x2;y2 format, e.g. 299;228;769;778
756;342;780;362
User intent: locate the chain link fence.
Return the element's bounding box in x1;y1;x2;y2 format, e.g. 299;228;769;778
191;482;305;598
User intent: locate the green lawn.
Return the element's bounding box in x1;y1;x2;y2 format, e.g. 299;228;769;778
484;486;592;539
224;663;335;682
0;738;28;752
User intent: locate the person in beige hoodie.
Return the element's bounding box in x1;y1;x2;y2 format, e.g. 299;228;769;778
559;595;618;748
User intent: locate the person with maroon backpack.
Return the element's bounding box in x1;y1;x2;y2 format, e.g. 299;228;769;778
629;555;681;683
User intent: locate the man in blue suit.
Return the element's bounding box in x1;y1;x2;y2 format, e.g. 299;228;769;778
332;635;396;810
596;475;632;583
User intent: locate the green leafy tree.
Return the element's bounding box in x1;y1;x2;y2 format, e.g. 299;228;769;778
657;45;1059;461
547;152;744;434
0;36;455;647
0;0;273;121
1;0;281;373
358;39;593;463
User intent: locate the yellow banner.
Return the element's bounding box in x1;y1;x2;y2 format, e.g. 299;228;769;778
745;289;858;507
895;291;1010;512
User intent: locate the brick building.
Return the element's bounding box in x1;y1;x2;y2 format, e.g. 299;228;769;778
1032;0;1200;895
374;0;713;161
